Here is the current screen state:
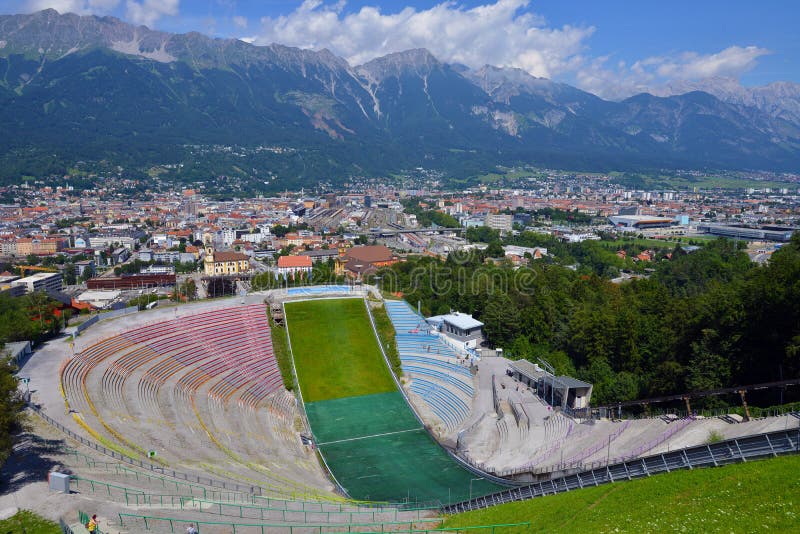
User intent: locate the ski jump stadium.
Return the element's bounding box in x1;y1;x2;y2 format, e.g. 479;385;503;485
12;284;800;533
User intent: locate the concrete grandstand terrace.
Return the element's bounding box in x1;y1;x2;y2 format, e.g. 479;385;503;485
24;296;340;503
455;356;799;479
1;413;438;533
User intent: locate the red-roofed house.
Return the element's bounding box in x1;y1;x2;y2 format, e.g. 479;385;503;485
277;255;312;278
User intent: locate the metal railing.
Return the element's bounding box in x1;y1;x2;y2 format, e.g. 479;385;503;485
117;512;441;533
59;518;77;534
70;475;431;521
118;513;528;534
442;427;800;514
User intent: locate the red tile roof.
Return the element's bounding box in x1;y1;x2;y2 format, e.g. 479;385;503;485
213;251;249;262
278;255;312;268
345;245;394;263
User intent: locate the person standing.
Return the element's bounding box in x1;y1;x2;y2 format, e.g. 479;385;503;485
186;524;199;534
87;515;98;533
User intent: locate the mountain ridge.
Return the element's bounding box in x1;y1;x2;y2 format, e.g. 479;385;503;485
0;9;798;187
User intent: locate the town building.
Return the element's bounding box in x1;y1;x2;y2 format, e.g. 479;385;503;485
299;248;340;263
0;273;25;297
484;213;513;232
89;235;138;250
203;246;251;276
342;245;397;278
15;237;68;256
12;272;63;294
276;255;313;278
87;273;176;290
74;260;95;278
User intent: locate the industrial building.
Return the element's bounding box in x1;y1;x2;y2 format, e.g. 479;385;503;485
697;223;796;242
608;215;676;229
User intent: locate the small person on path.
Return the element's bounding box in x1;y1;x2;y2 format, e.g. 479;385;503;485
187;524;199;534
87;515;98;533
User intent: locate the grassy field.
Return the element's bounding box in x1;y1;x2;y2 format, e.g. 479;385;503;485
443;455;800;533
285;298;395;402
268;307;294;391
0;511;61;534
371;303;403;377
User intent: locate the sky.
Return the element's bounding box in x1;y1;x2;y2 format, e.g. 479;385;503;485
2;1;798;99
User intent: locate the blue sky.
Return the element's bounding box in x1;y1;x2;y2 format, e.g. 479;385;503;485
4;1;797;97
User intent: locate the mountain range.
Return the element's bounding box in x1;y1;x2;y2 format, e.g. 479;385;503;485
0;9;799;188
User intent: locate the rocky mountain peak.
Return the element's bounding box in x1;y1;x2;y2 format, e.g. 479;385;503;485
356;48;442;85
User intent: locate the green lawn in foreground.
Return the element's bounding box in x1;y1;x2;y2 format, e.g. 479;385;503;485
285;298;396;402
0;511;61;534
444;455;800;533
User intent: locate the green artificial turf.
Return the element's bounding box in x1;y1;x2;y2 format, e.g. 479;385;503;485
443;455;800;533
285;298;396;402
305;391;421;444
319;425;501;504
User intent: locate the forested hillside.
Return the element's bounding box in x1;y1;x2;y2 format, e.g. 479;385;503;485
373;234;800;405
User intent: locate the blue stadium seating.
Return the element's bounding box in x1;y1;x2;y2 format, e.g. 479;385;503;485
385;300;474;431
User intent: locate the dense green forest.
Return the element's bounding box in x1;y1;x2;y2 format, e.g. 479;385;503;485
370;234;800;406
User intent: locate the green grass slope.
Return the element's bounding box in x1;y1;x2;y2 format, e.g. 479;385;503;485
444;455;800;533
0;511;61;534
285;298;395;402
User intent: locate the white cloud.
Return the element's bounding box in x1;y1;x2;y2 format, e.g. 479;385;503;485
26;0;120;15
232;15;247;29
125;0;178;28
650;46;769;80
576;45;771;99
254;0;593;78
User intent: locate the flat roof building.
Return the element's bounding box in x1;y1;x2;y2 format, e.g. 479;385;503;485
12;271;62;294
428;312;484;349
485;213;513;232
697;223;795;242
509;360;593;411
